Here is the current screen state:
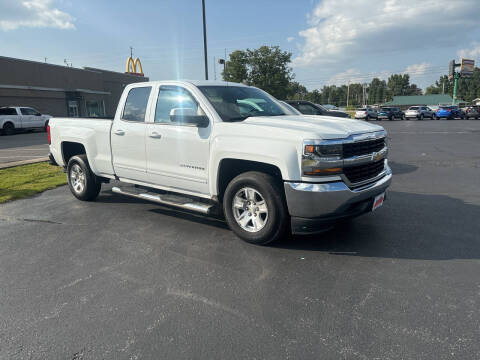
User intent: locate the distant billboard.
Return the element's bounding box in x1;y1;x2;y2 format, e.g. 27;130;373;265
460;58;475;76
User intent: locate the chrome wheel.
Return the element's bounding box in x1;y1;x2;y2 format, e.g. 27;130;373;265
70;164;85;194
232;187;268;232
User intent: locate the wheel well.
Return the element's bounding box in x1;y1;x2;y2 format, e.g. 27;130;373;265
3;121;14;128
62;142;86;165
217;159;283;201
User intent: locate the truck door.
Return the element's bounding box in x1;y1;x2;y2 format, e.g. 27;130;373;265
19;108;33;128
111;86;152;183
145;85;210;196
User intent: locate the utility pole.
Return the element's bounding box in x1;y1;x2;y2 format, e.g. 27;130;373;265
202;0;208;80
346;82;350;108
44;57;47;63
213;56;216;80
130;46;134;58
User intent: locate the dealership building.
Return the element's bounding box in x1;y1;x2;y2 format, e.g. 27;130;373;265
0;56;148;118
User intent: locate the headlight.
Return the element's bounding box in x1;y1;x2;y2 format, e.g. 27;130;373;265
302;143;343;176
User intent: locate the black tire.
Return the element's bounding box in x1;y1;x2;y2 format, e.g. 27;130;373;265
388;115;393;121
419;114;424;120
67;154;101;201
2;122;15;135
431;114;436;120
365;115;370;121
223;171;288;245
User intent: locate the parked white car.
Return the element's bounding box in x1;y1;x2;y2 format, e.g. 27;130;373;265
48;81;391;245
0;106;51;135
355;107;378;120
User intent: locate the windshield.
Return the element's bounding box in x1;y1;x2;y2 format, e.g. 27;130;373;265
381;107;391;111
197;86;287;121
280;101;301;115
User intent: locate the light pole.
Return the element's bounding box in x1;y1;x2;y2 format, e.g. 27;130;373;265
202;0;208;80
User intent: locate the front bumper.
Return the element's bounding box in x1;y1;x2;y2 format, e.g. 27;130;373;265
284;165;392;234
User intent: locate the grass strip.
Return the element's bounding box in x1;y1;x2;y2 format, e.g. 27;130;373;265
0;162;67;203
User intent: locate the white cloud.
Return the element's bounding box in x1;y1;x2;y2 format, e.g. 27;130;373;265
0;0;75;31
457;42;480;61
287;36;295;43
324;63;433;87
293;0;478;67
404;63;431;76
326;68;390;86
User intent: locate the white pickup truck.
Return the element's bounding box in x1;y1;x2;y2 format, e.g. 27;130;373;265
1;106;51;135
48;80;391;244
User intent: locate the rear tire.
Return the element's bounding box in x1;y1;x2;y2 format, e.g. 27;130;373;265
366;115;370;121
67;155;101;201
223;171;288;245
2;122;15;135
419;114;424;120
431;114;436;120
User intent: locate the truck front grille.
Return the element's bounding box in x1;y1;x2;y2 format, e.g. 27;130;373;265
343;139;385;158
344;160;385;184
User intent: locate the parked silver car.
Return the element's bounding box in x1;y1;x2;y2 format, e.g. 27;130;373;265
355;107;378;120
405;106;436;120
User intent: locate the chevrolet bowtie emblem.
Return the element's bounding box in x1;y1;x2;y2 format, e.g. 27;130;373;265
372;152;382;161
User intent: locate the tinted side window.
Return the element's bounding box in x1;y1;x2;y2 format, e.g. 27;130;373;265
0;108;17;115
122;87;152;122
298;104;320;115
154;86;198;123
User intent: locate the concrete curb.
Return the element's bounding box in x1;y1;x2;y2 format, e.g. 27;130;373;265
0;157;49;170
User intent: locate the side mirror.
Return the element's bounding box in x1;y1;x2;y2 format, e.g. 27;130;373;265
169;108;209;128
35;113;41;116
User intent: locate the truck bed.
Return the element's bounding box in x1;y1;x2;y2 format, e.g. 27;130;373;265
49;117;115;177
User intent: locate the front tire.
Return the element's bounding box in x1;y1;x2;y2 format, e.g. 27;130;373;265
223;171;288;245
67;155;101;201
366;115;370;121
419;114;424;120
432;114;436;120
2;122;15;135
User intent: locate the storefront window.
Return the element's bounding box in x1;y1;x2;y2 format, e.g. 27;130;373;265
86;100;105;117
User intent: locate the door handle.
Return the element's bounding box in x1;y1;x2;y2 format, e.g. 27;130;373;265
114;129;125;136
149;131;162;139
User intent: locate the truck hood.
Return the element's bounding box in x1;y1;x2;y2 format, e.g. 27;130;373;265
243;115;384;140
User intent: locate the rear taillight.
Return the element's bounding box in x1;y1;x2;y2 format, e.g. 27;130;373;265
47;124;51;144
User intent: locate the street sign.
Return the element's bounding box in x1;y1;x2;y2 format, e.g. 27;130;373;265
460;58;475;76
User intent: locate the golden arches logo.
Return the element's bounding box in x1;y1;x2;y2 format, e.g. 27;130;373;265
125;56;144;76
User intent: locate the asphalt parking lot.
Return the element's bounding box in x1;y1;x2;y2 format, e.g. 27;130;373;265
0;131;49;164
1;120;479;359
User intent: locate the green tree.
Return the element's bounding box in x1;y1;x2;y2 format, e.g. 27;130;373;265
222;45;294;99
286;81;308;100
222;50;248;83
425;68;480;102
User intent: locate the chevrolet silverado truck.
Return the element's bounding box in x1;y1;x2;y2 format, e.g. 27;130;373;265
1;106;51;135
48;80;391;245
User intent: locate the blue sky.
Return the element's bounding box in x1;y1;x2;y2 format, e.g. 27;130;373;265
1;0;480;90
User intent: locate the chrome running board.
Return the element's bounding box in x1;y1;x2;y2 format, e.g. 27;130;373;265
111;186;214;214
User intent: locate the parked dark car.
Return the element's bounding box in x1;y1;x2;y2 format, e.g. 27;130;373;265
284;100;351;118
435;105;465;120
465;106;480;119
377;107;404;120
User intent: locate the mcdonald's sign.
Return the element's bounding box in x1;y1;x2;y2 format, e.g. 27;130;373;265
125;56;144;76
